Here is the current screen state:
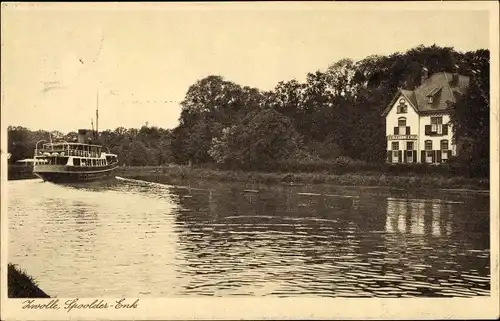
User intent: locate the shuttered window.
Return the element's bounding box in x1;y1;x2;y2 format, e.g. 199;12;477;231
440;140;448;150
424;140;433;163
391;142;399;162
431;117;443;134
398;117;406;136
441;140;449;161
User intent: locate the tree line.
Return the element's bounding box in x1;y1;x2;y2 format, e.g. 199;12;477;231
7;126;174;166
8;45;490;175
171;45;490;172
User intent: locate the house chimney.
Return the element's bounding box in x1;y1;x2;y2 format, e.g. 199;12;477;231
77;129;87;143
421;67;429;85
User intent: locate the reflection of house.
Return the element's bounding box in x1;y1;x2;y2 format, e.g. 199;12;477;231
382;67;470;164
385;197;451;237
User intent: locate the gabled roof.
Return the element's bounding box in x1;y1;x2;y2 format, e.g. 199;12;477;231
381;89;418;116
382;72;470;116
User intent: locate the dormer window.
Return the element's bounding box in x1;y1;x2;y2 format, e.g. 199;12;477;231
426;86;442;105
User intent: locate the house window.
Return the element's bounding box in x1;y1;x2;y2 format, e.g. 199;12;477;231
440;140;448;150
397;100;407;113
398;117;406;135
406;142;414;163
391;142;399;163
441;140;449;160
425;140;432;151
428;96;433;104
431;117;443;134
425;140;433;163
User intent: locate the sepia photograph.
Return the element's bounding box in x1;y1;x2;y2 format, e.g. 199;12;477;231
1;1;499;320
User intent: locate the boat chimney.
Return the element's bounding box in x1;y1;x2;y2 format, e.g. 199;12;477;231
78;129;87;143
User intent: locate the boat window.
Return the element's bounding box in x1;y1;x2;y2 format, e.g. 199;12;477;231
74;158;80;166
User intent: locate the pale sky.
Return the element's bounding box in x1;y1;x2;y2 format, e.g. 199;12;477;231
1;3;491;133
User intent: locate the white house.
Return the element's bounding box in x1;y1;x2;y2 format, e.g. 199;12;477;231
382;68;470;164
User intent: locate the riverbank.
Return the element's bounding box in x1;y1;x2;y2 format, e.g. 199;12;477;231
7;165;37;180
8;263;49;298
115;165;489;190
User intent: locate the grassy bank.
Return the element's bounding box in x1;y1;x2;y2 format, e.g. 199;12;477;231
8;263;49;298
115;165;489;190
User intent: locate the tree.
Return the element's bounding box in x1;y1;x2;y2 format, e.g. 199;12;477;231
209;108;303;169
171;75;263;164
449;69;489;176
7;126;32;162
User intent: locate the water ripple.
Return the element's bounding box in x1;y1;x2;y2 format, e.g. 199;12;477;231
8;178;490;297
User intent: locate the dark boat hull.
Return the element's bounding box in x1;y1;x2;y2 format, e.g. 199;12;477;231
33;164;118;183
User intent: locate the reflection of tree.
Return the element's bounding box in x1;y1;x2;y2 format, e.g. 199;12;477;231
170;187;366;294
167;187;491;296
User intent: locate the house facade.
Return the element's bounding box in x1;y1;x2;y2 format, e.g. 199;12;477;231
383;68;470;164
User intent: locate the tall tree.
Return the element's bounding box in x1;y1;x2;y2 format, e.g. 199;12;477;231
449;50;489;176
209;108;303;169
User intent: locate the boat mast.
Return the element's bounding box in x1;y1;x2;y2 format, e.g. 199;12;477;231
95;89;99;141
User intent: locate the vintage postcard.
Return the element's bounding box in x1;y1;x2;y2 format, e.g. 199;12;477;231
1;1;499;320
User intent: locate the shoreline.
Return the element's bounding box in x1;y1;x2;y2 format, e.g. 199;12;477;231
7;164;489;191
8;263;49;298
114;165;490;191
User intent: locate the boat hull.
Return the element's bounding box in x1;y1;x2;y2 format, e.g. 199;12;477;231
33;164;118;183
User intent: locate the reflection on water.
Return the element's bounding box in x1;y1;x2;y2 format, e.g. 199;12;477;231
8;177;490;297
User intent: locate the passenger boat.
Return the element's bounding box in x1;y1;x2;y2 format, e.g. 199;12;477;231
33;131;118;183
32;97;119;183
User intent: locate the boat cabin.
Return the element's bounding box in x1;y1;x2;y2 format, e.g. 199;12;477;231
34;142;118;168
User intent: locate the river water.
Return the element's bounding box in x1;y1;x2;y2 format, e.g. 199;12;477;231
8;177;490;297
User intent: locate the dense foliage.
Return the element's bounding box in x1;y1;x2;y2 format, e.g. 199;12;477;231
7;45;490;177
171;45;490;175
7;125;174;166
